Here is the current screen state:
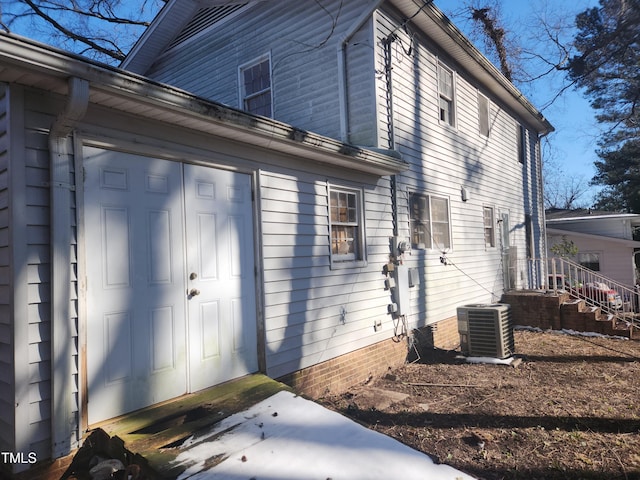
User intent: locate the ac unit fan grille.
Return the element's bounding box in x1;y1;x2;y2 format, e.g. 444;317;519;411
458;304;514;358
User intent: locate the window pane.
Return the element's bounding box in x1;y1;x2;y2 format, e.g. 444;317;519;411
438;64;453;98
242;58;272;116
431;197;448;222
483;207;495;247
517;124;525;163
245;92;272;117
331;226;356;255
432;223;450;250
479;94;489;136
579;252;600;271
329;188;361;262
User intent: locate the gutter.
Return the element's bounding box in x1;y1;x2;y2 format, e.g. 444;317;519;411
49;77;89;458
0;32;406;176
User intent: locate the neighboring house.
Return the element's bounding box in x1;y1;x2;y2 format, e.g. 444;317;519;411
547;208;640;288
0;0;552;476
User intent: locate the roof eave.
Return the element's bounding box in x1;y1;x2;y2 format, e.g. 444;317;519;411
388;0;554;135
0;32;407;177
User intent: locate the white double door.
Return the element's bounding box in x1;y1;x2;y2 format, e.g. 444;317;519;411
84;147;257;425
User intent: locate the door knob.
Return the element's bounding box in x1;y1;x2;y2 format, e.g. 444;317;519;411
189;288;201;297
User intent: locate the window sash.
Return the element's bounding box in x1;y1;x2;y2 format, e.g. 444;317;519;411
410;193;451;250
438;63;455;126
241;57;272;117
483;206;495;247
517;124;526;163
330;189;361;262
478;93;490;136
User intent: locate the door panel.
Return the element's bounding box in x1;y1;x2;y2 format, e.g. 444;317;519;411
84;147;258;423
184;164;258;392
84;147;187;425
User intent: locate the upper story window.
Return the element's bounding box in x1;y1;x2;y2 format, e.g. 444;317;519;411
239;55;272;117
483;206;495;248
437;62;455;127
478;92;490;137
409;192;451;251
329;186;366;266
517;124;526;163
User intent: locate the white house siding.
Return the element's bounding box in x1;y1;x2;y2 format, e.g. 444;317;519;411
0;83;13;459
345;17;378;146
260;167;395;379
374;7;544;327
144;1;374;143
0;86;82;466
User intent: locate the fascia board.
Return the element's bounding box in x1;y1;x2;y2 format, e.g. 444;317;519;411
0;32;407;176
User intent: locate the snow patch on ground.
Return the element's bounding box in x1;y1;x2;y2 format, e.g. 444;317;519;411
173;390;476;480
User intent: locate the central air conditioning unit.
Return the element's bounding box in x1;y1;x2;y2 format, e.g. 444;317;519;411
457;303;514;359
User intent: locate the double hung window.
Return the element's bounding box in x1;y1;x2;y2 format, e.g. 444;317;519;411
329;186;365;265
409;193;451;250
478;93;490;137
438;62;455;127
483;206;495;248
240;55;272;117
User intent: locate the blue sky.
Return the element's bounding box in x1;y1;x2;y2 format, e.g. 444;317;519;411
435;0;603;206
5;0;602;206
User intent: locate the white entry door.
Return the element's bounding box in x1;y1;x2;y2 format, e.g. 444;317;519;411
84;147;257;425
184;164;258;392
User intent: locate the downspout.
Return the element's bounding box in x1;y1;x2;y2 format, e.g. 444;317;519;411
337;0;385;143
49;77;89;458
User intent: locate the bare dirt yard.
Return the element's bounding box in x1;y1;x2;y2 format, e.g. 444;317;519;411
318;329;640;480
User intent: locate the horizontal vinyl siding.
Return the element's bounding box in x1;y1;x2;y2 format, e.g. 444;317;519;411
548;233;636;288
345;17;378;147
0;84;13;456
376;8;544;327
22;92;54;460
146;0;369;142
260;169;395;379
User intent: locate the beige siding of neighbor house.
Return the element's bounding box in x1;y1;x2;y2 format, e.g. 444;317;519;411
548;232;637;288
374;7;545;327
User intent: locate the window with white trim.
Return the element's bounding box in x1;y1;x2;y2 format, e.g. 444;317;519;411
478;92;490;137
329;186;365;265
239;55;272;117
517;124;526;163
483;206;495;247
438;62;455;127
409;192;451;250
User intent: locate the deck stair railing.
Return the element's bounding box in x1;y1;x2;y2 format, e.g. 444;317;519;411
546;256;638;326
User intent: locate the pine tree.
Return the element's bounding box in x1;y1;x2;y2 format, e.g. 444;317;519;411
567;0;640;211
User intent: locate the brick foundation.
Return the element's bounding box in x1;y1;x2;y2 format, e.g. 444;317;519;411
278;316;461;399
277;334;410;398
424;315;460;350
